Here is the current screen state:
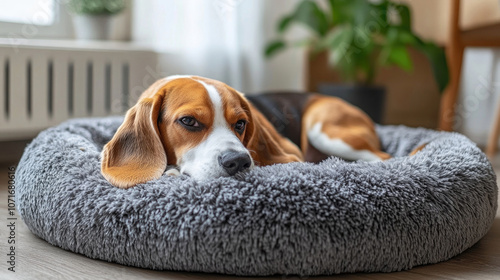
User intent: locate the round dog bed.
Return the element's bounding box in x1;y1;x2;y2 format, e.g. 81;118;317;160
16;117;497;276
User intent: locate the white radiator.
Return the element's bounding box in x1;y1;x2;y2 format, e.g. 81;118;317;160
0;39;158;140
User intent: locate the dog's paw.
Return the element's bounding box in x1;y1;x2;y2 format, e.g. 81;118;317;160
165;168;181;176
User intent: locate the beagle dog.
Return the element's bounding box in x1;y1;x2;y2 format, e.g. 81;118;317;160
101;75;390;188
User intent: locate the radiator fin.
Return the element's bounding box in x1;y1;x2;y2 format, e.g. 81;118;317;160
2;58;8;121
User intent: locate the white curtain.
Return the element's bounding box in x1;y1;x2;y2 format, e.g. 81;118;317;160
457;48;500;146
131;0;305;93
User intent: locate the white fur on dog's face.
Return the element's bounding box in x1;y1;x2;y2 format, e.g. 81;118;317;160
176;80;254;180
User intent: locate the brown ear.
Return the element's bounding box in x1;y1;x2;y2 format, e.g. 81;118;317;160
101;92;166;188
244;101;303;165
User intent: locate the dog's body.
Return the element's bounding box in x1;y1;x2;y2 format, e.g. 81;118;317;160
101;75;390;188
245;92;390;163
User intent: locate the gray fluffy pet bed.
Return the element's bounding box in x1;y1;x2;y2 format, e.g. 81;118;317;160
16;117;497;276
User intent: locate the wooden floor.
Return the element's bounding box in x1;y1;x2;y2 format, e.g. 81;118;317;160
0;157;499;280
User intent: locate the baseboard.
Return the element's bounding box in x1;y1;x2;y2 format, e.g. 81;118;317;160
0;140;31;165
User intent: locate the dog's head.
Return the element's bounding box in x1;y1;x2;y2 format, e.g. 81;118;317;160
101;75;302;188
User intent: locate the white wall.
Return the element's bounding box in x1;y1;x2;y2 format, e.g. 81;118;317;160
457;48;500;146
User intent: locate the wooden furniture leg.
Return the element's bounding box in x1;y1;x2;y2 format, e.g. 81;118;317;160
438;0;462;131
439;45;464;131
486;98;500;159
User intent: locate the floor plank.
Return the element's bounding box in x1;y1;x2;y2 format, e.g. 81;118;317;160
0;158;499;280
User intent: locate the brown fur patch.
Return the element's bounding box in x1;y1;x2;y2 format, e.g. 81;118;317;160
410;143;428;156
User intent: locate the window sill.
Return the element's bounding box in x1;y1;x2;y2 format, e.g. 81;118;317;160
0;38;155;53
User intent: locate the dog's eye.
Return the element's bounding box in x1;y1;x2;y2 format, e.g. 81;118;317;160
178;117;201;130
234;120;247;134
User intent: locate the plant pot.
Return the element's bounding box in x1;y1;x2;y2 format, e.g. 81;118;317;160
318;84;386;124
72;14;116;40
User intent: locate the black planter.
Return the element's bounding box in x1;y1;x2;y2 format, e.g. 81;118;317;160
318;83;386;124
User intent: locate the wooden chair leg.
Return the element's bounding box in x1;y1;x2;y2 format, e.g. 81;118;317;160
486;98;500;159
438;45;464;131
438;0;462;131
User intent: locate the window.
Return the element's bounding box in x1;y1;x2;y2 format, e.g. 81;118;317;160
0;0;76;39
0;0;55;26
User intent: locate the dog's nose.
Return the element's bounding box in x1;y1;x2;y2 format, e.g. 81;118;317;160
218;151;252;176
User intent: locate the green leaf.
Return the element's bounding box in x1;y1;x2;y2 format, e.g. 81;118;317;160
386;27;417;47
324;27;354;65
394;3;411;31
329;42;350;66
278;15;294;33
264;40;286;58
329;27;354;49
385;27;398;44
398;30;417;45
329;45;356;82
327;0;337;25
294;0;330;36
352;25;374;49
354;0;386;26
388;46;412;71
327;0;351;25
415;43;450;93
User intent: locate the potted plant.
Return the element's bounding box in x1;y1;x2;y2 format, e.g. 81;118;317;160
265;0;449;123
68;0;125;40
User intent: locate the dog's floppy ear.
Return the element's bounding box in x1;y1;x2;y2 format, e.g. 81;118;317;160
101;91;167;188
243;99;303;165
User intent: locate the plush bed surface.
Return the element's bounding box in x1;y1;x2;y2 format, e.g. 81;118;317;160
16;117;498;276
